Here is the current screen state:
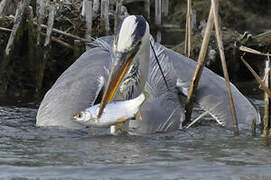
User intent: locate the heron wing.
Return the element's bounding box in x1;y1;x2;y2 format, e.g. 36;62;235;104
36;37;113;128
163;47;260;128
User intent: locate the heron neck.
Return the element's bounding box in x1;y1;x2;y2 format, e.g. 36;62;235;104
137;38;150;90
117;39;150;100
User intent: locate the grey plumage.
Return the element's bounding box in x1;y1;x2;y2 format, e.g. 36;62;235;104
36;35;260;134
36;15;260;135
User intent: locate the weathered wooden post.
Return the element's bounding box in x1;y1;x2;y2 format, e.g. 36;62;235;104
144;0;150;19
184;4;214;126
0;0;10;17
26;5;36;73
44;5;55;48
263;56;271;136
85;0;93;41
81;0;86;17
155;0;161;43
0;0;30;93
240;55;271;98
162;0;169;17
5;0;30;56
93;0;100;18
114;0;123;33
212;0;239;135
101;0;110;35
184;0;192;57
36;0;47;46
37;4;56;93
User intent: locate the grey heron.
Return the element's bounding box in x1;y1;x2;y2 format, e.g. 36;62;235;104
36;15;260;135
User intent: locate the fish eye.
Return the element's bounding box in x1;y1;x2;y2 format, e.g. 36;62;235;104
74;112;85;121
74;112;82;118
77;113;82;118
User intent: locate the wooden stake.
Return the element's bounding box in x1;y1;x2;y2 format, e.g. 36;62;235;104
101;0;110;34
81;0;86;17
144;0;150;19
0;0;9;17
36;4;55;93
155;0;161;43
85;0;93;41
44;5;55;47
186;102;221;129
0;27;12;32
33;22;94;42
5;0;30;56
184;0;192;57
239;45;268;56
162;0;169;17
251;117;256;137
93;0;100;18
212;0;239;135
114;0;123;33
240;54;271;98
184;4;214;126
37;0;47;46
0;26;72;49
263;56;271;136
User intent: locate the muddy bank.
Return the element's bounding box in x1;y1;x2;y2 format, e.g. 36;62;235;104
0;0;270;102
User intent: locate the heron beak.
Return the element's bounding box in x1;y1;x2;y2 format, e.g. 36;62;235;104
97;51;134;118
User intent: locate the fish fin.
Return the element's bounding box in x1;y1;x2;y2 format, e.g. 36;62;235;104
135;91;147;121
136;110;143;120
116;117;128;123
116;124;127;132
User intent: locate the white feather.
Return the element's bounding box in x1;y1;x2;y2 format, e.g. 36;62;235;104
117;16;137;52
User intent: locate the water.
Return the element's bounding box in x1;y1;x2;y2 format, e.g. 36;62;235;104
1;100;271;180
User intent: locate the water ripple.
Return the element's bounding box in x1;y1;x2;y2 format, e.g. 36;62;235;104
0;104;271;179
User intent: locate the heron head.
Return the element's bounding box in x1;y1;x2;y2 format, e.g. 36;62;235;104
98;15;150;118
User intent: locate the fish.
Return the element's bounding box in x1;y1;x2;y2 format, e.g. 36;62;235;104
73;92;147;128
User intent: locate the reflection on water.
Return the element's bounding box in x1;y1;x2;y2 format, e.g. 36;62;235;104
0;101;271;180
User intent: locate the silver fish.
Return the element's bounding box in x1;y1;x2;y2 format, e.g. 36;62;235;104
73;92;146;127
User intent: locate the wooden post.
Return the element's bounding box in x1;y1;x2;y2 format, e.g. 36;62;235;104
44;5;55;47
184;4;214;126
37;0;47;46
36;0;41;16
114;0;123;34
81;0;86;17
251;117;256;137
162;0;168;17
155;0;161;43
37;4;55;93
101;0;110;35
26;5;35;68
144;0;150;19
5;0;30;56
85;0;93;42
212;0;239;135
240;55;271;98
184;0;192;57
263;57;271;136
0;0;10;17
93;0;100;18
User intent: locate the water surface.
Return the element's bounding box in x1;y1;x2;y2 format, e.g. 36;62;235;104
0;100;271;180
